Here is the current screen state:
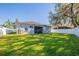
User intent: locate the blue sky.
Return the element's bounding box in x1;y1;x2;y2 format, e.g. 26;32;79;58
0;3;55;25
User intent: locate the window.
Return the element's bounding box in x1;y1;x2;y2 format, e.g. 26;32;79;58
25;28;28;31
29;26;33;28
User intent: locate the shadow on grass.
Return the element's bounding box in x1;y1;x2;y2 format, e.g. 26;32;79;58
0;33;79;56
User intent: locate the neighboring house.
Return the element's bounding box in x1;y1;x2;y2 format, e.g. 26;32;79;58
0;26;16;35
15;21;50;34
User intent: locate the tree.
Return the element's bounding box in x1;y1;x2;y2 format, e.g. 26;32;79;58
49;11;61;26
49;3;79;28
48;4;62;26
59;3;79;27
2;19;15;29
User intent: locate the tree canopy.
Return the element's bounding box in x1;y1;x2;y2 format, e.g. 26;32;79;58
1;19;15;29
49;3;79;28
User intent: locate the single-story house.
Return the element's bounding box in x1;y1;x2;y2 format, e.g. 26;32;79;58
0;27;16;35
15;21;51;34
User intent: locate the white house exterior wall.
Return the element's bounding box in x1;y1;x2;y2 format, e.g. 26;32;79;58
6;29;16;34
43;26;50;33
16;25;35;34
51;26;79;37
0;27;16;35
16;25;50;34
0;27;6;35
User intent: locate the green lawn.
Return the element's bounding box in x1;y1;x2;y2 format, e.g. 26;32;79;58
0;33;79;56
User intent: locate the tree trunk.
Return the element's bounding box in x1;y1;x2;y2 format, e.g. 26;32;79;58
74;14;79;26
70;3;77;27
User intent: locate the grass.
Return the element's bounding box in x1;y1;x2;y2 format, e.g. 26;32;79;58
0;33;79;56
